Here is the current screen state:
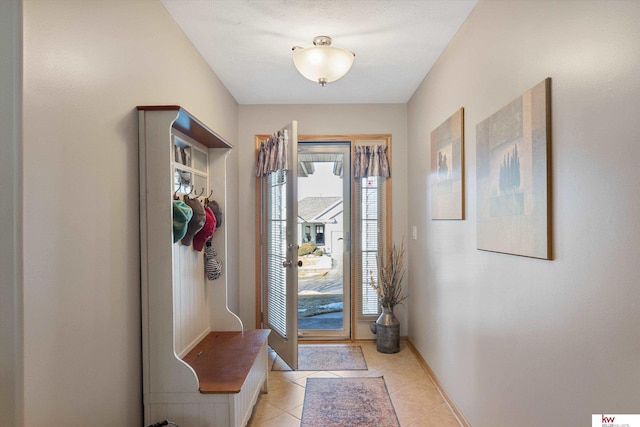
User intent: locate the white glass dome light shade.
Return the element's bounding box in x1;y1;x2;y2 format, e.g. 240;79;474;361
292;36;355;86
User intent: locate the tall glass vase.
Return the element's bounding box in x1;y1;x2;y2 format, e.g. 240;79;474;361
370;306;400;353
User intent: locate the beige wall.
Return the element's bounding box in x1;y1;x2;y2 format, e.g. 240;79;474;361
22;1;239;425
407;1;640;425
238;104;408;338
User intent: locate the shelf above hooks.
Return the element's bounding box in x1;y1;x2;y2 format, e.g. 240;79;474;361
137;105;233;149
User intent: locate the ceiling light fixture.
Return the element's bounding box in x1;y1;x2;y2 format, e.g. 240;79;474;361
292;36;355;87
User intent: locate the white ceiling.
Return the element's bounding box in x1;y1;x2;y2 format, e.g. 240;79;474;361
160;0;478;105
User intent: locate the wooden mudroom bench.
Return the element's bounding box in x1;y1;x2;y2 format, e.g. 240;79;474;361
138;106;271;427
183;330;270;394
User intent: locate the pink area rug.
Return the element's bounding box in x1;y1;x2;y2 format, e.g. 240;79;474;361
301;377;400;427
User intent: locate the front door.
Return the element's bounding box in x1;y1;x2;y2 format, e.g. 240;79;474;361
261;121;298;369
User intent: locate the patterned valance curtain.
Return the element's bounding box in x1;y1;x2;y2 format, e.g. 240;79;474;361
353;145;391;178
255;129;289;177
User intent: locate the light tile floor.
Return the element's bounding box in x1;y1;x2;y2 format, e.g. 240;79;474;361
247;341;461;427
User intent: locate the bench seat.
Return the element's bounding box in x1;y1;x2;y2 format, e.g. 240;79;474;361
183;330;271;394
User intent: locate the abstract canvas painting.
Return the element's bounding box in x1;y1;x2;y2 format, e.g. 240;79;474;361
431;107;464;219
476;78;551;259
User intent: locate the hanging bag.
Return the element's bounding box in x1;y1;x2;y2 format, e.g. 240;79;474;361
204;243;222;280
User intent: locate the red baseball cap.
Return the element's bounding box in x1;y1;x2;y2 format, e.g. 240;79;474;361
193;206;216;252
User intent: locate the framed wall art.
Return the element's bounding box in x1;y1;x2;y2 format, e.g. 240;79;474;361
476;78;551;259
431;107;464;220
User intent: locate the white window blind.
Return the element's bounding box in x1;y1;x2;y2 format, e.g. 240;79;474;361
354;175;387;320
264;170;288;338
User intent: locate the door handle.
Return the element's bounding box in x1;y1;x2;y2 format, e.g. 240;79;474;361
282;260;303;268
